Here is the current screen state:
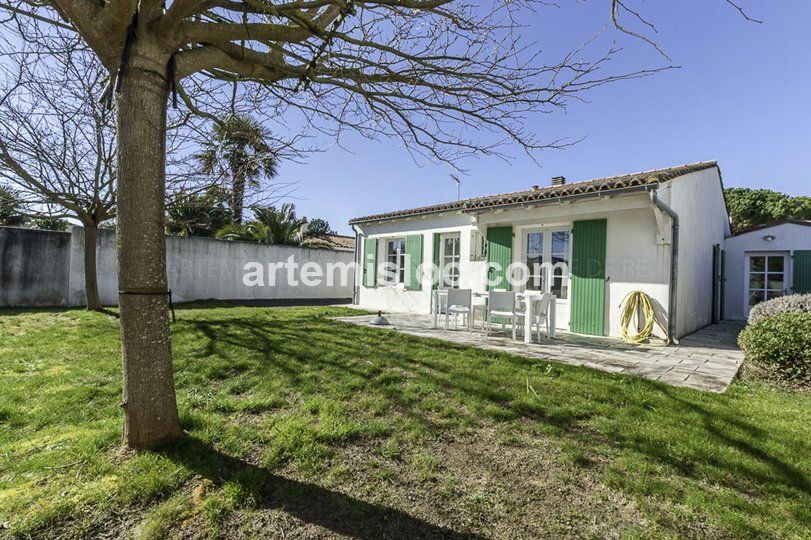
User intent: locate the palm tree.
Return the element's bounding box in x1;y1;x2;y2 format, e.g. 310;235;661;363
253;204;308;245
215;203;307;246
197;115;279;224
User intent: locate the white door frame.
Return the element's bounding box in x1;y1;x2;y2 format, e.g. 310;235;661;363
438;231;461;289
515;224;572;329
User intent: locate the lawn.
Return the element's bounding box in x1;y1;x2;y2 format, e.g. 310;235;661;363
0;304;809;539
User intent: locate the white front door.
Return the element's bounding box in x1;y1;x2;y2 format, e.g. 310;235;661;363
745;252;788;316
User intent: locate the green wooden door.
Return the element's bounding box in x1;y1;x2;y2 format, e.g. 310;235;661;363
570;219;607;335
794;250;811;294
363;237;377;287
486;226;512;291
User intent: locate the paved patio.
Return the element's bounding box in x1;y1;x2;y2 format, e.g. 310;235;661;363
333;312;745;392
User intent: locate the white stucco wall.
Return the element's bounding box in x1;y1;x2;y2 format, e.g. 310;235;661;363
667;167;730;337
354;191;673;338
723;222;811;320
64;227;355;306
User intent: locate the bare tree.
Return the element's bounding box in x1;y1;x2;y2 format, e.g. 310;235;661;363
0;0;757;449
0;38;115;310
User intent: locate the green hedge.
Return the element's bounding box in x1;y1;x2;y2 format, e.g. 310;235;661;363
748;293;811;325
738;312;811;382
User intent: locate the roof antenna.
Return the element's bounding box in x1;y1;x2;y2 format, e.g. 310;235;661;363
450;174;461;201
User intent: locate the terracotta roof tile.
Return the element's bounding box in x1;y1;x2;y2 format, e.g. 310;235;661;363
349;161;718;224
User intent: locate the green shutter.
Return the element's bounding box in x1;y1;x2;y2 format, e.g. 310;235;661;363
486;226;512;291
570;219;607;336
405;234;423;290
363;237;377;287
720;249;726;320
794;250;811;294
432;233;442;289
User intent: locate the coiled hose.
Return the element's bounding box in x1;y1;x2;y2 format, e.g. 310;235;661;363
619;290;669;345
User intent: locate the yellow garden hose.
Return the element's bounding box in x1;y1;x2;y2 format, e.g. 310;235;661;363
619;291;670;345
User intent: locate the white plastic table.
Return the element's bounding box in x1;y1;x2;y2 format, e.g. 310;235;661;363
431;289;556;341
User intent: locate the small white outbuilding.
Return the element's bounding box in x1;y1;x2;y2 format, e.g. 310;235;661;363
723;220;811;321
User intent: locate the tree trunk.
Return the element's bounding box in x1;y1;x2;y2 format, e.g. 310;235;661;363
231;170;245;224
83;222;102;310
115;57;182;449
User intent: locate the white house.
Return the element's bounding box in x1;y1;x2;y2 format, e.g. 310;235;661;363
349;161;731;340
723;220;811;320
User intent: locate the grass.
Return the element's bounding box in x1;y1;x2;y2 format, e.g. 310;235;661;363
0;303;809;538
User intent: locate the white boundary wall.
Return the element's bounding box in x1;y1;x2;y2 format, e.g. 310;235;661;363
1;226;354;307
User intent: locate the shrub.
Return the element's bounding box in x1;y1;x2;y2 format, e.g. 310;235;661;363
738;312;811;382
748;293;811;325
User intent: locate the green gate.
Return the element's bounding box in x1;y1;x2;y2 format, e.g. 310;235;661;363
570;219;607;335
712;244;725;323
363;237;377;287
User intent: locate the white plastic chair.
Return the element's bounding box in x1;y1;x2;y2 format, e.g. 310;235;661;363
445;288;473;331
486;290;518;340
516;292;552;342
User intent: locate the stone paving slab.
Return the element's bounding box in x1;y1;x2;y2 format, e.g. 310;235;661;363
333;313;745;393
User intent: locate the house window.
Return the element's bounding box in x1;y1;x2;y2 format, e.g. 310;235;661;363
383;238;406;285
441;233;461;288
523;228;570;299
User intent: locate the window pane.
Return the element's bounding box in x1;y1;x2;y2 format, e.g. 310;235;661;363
552;231;569;255
748;290;765;307
552;277;568;299
750;256;766;272
767;277;784;290
526;255;543;270
748;274;765;289
768;257;784;273
526;232;543;255
444;237;457;257
551;255;568;267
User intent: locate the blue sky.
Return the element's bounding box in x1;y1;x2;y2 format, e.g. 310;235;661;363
279;1;810;235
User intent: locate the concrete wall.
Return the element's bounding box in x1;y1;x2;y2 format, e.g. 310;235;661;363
0;227;72;307
354;191;673;338
723;222;811;320
668;167;731;336
1;226;354;307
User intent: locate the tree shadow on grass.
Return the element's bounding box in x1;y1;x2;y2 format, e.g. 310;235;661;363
180;311;811;513
183;315;596;435
655;388;811;496
162;435;484;539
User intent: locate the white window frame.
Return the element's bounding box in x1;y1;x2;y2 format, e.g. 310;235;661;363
439;232;461;289
380;237;407;286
